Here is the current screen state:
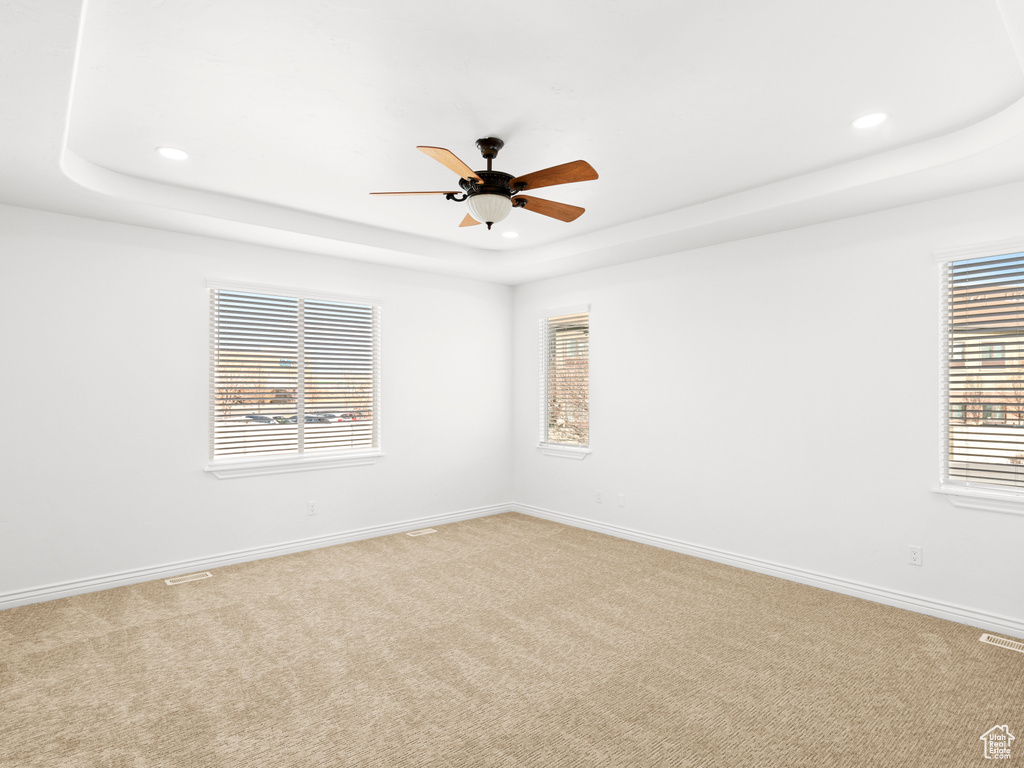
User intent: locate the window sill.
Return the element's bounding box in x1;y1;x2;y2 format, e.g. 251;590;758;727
934;483;1024;516
206;449;382;479
538;444;591;460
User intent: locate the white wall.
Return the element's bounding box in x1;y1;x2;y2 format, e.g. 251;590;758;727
4;181;1023;633
513;182;1024;632
0;205;513;600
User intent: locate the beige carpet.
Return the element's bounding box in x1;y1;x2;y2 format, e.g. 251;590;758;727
1;512;1021;767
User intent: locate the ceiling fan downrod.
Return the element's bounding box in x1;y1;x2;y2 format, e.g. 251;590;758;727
475;137;504;172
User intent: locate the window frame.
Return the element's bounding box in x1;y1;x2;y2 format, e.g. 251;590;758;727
935;241;1024;515
538;305;591;460
205;279;383;479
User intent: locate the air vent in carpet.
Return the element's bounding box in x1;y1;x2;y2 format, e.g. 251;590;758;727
165;572;213;585
979;633;1024;654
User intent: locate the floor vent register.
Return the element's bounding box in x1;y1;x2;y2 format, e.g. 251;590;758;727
165;572;214;586
979;633;1024;654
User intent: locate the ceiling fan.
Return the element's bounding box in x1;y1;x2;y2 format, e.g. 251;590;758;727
371;137;598;230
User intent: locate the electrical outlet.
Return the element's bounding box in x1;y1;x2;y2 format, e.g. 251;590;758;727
307;501;318;516
909;545;922;566
596;490;604;504
617;493;625;507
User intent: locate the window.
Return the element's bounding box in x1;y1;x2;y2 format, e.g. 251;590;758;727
540;308;590;456
207;282;381;477
943;251;1024;495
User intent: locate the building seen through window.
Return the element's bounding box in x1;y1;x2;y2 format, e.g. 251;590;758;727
945;252;1024;489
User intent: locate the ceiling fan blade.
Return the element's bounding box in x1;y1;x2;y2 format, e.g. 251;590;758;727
417;146;483;182
459;214;481;227
513;195;585;222
369;191;460;196
511;160;598;192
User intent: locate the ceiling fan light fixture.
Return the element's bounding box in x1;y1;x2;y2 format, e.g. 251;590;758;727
466;193;512;229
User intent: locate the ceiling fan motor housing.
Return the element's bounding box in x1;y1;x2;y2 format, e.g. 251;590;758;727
461;171;516;228
460;171;514;196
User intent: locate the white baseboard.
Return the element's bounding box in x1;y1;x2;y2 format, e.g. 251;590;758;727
514;503;1024;641
0;503;514;610
7;501;1023;643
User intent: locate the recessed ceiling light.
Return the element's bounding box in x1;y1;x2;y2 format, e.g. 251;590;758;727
852;112;887;130
156;146;189;161
502;231;519;239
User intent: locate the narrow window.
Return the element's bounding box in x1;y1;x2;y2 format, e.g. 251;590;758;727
541;310;590;447
944;253;1024;490
209;285;380;472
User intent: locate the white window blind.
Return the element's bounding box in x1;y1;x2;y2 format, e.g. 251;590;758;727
945;252;1024;491
540;310;590;446
209;287;380;464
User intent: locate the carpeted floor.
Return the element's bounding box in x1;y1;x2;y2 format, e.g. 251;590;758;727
1;512;1021;767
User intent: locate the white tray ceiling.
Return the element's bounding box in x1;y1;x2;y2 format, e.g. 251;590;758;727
4;0;1024;282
